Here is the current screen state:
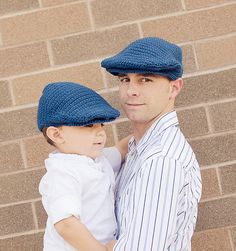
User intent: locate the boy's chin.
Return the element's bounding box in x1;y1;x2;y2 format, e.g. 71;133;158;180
87;150;103;160
94;149;104;159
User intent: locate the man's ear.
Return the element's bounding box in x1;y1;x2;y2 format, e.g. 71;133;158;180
169;78;183;98
46;126;64;145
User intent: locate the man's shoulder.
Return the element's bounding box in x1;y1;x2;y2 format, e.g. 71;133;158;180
142;127;195;164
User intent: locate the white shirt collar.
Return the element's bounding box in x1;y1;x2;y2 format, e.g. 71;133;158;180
128;111;179;155
47;150;104;171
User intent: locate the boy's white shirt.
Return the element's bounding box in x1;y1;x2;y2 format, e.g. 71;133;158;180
39;146;121;251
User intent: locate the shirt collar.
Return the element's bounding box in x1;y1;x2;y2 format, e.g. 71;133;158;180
48;150;104;171
128;111;179;155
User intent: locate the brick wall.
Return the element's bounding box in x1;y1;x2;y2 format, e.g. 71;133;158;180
0;0;235;250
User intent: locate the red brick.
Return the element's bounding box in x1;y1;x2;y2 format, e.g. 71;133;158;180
177;108;209;138
192;228;232;251
0;169;45;204
185;0;233;10
219;164;236;195
200;168;221;199
0;0;39;15
24;136;54;168
190;133;236;166
196;196;236;231
12;63;104;105
116;121;133;140
0;42;50;78
0;232;44;251
176;68;236;107
42;0;80;7
0;107;39;142
0;3;90;46
35;200;47;229
0;142;24;173
0;81;12;108
196;35;236;70
51;25;139;65
208;101;236;132
182;45;198;73
142;4;236;43
231;227;236;250
91;0;182;27
0;203;35;235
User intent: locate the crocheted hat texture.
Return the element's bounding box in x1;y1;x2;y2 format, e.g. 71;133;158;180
101;37;183;80
37;82;120;131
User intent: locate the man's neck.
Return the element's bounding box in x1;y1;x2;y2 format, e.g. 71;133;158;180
132;118;157;144
132;109;175;144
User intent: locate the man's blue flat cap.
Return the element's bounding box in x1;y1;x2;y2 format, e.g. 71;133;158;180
101;37;183;80
37;82;120;131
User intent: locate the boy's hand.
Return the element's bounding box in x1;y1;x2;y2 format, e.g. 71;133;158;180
105;240;117;251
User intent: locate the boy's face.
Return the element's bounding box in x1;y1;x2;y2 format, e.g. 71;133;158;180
59;123;107;159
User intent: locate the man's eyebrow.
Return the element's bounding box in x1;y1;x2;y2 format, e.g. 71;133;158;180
118;74;127;77
141;73;156;77
117;73;158;78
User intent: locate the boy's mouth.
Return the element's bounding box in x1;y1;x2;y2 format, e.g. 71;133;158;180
93;142;103;145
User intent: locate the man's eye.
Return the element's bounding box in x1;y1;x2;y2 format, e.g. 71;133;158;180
141;78;152;82
119;78;129;83
101;123;104;127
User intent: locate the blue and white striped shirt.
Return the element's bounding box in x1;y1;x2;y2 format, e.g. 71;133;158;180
114;111;202;251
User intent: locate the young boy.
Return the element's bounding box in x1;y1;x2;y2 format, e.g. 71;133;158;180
37;82;129;251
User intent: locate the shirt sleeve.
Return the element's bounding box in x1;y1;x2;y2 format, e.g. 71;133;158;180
103;147;122;172
40;168;82;225
114;156;184;251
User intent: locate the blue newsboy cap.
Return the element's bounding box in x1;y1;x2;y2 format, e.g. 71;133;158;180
101;37;183;80
37;82;120;131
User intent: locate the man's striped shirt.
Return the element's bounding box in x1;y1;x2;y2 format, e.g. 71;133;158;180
114;111;202;251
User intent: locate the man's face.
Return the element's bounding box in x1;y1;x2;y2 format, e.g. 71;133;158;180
118;73;176;125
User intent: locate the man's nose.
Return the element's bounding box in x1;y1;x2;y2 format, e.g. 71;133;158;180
126;81;139;97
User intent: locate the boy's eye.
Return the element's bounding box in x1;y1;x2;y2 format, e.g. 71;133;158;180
101;123;104;127
85;124;94;127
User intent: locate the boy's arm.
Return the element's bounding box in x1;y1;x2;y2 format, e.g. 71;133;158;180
55;216;116;251
115;135;132;161
102;135;132;173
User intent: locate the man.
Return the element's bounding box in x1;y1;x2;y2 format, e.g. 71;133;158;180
101;37;202;251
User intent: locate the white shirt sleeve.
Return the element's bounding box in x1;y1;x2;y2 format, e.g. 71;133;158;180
103;147;122;172
39;168;82;225
114;156;184;251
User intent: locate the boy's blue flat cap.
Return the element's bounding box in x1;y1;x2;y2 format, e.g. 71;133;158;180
101;37;183;80
37;82;120;131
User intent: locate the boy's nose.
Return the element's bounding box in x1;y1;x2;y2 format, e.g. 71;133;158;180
95;125;105;135
97;128;105;136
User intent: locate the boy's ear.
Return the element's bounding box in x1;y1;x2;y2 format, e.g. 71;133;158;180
46;126;64;144
169;78;183;98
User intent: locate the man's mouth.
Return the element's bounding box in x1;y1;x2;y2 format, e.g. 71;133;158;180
125;103;145;106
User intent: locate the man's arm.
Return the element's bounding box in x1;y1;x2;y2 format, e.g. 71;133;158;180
55;216;116;251
113;156;184;251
